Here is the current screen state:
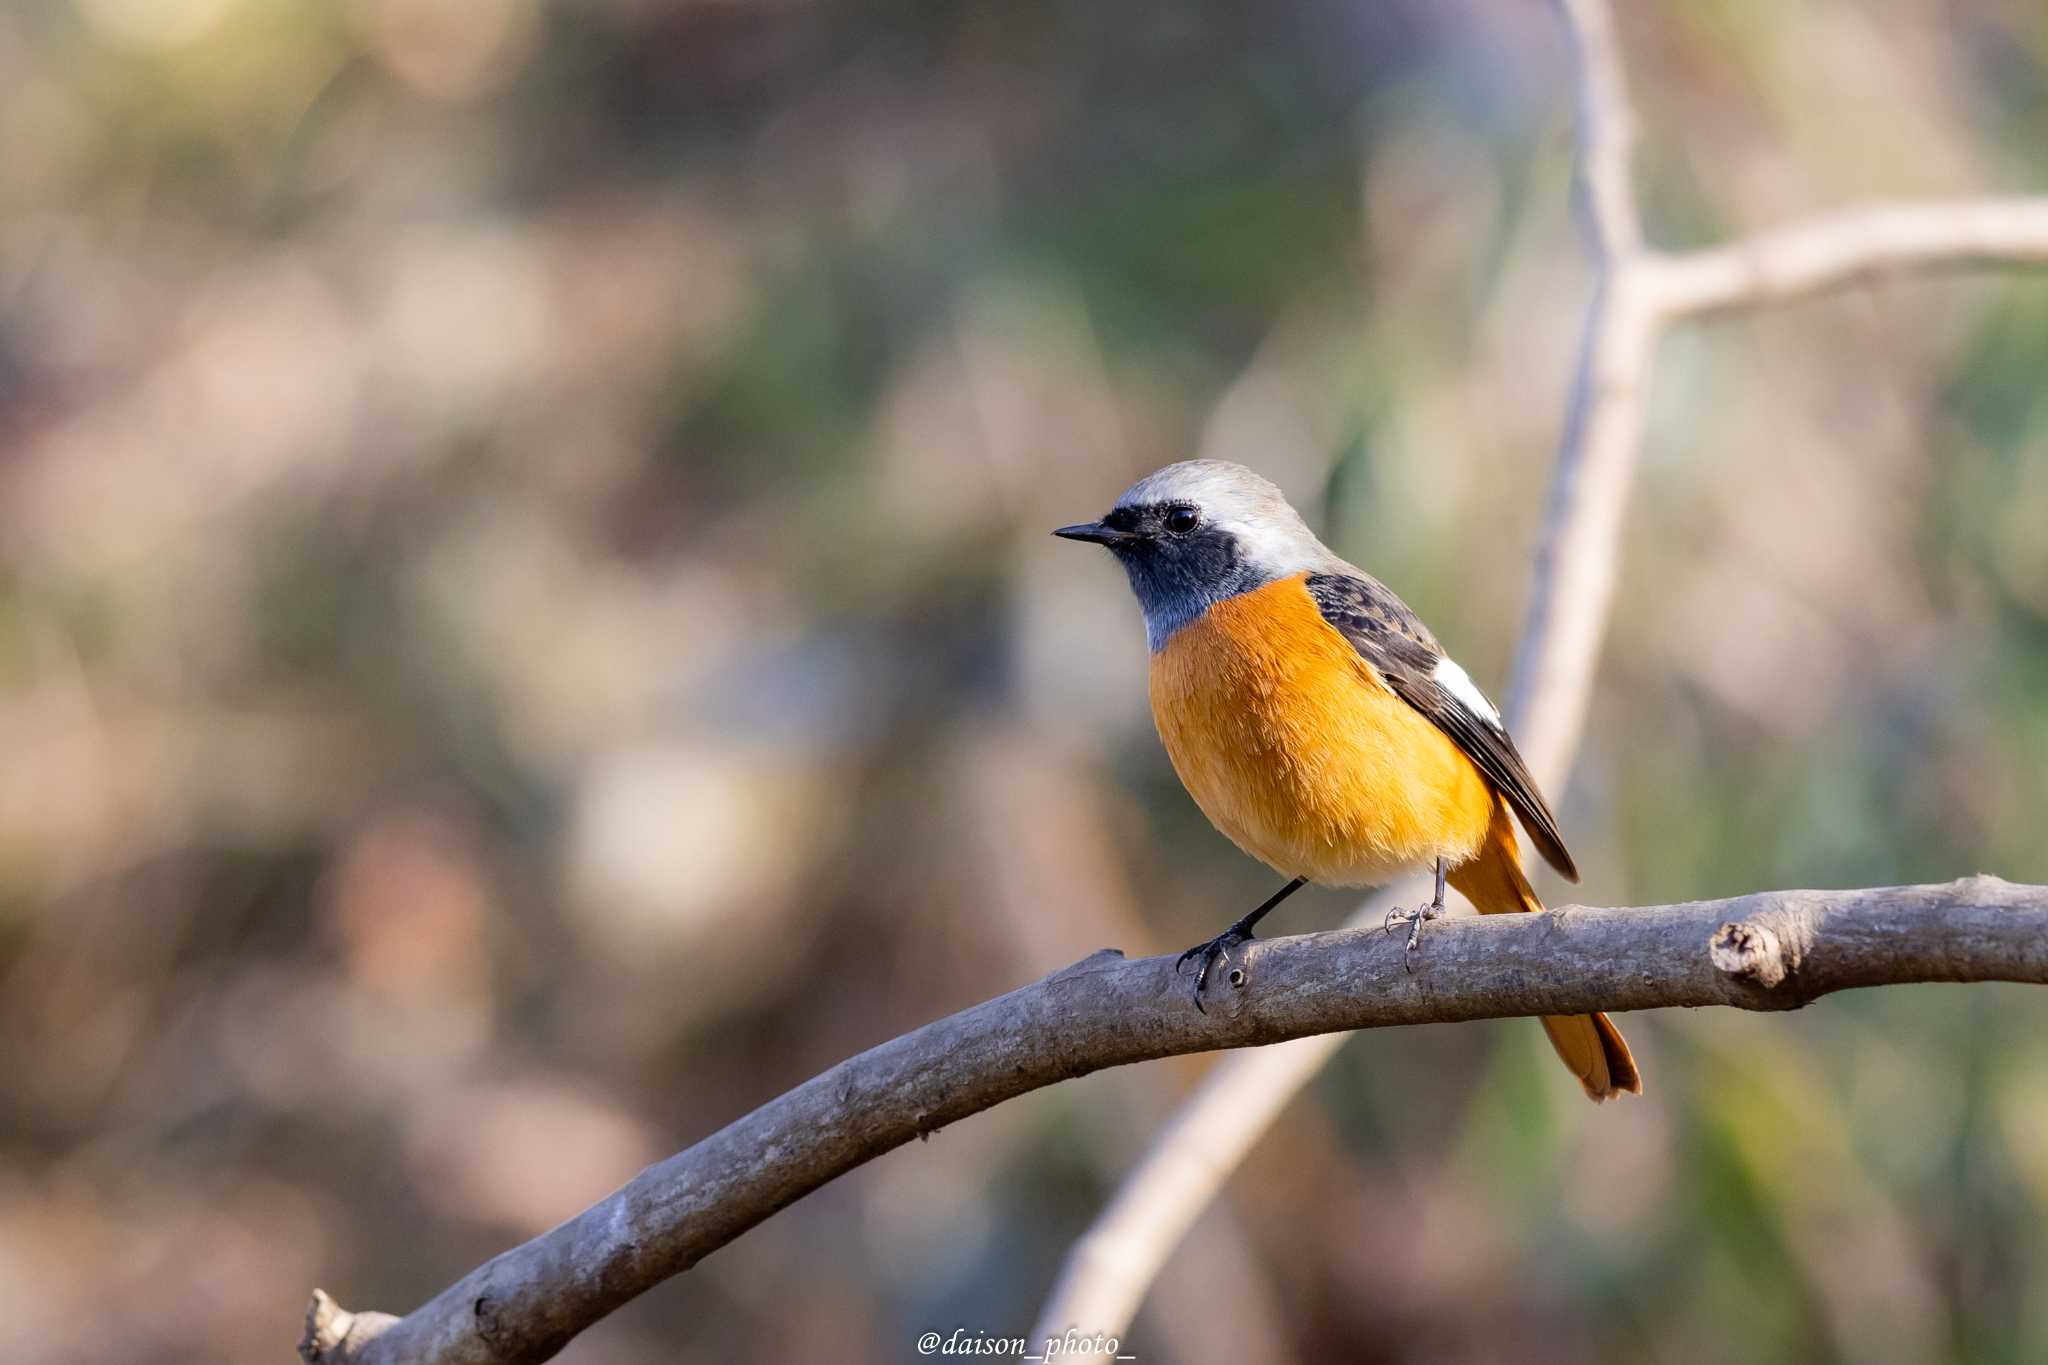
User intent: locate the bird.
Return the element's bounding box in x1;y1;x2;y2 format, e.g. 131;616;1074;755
1054;459;1640;1101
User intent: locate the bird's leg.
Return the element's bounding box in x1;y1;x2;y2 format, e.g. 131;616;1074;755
1175;876;1308;1013
1382;858;1448;969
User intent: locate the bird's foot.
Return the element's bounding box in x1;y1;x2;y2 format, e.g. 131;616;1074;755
1174;924;1256;1013
1382;897;1445;970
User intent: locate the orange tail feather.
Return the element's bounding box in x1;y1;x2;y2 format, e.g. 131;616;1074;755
1446;799;1641;1103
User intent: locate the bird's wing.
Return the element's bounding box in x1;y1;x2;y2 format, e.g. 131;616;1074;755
1303;572;1579;882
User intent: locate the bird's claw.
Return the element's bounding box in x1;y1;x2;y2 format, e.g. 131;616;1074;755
1382;900;1444;972
1175;927;1254;1013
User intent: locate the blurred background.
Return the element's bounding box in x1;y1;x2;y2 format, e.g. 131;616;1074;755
3;0;2047;1361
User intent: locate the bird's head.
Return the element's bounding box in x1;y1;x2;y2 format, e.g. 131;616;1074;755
1054;460;1338;648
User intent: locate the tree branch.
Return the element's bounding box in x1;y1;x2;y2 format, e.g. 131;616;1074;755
1649;197;2048;319
1502;0;1655;786
299;877;2048;1365
1556;0;1641;261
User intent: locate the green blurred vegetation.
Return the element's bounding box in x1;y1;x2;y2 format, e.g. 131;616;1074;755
1;1;2046;1362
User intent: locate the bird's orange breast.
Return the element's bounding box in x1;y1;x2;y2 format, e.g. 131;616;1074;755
1148;573;1495;887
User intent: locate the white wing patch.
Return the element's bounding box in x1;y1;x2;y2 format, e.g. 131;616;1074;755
1433;655;1502;726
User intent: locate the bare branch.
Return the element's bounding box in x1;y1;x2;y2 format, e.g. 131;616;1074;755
1557;0;1642;261
1649;197;2048;319
299;877;2047;1365
1501;274;1657;787
1503;0;1654;783
1031;1031;1354;1352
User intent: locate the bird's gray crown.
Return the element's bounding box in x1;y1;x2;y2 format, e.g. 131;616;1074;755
1093;461;1351;649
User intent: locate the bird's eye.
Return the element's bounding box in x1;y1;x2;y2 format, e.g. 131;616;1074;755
1163;506;1200;535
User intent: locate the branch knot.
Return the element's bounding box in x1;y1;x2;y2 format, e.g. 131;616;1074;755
300;1291;399;1364
1709;919;1796;988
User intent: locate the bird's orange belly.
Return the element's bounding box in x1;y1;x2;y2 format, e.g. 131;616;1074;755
1148;574;1494;887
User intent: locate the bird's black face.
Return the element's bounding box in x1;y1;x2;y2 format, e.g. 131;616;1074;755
1054;500;1264;647
1052;499;1195;546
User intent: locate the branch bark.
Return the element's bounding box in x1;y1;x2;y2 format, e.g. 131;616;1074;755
1504;0;1656;785
301;876;2048;1365
1649;198;2048;319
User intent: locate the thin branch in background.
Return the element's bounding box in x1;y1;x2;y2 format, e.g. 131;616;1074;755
1503;0;1658;785
1031;0;2048;1355
1556;0;1641;260
300;877;2048;1365
1649;198;2048;317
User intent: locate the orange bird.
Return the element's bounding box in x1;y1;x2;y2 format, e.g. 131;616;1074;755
1055;460;1639;1101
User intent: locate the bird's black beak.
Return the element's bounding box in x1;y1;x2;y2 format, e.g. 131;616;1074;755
1052;521;1137;547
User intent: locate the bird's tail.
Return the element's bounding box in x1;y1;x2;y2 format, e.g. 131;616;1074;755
1446;797;1641;1102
